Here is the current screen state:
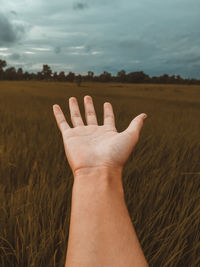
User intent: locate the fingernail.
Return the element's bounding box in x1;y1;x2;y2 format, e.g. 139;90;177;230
53;104;59;111
104;102;110;105
85;95;92;101
143;114;148;119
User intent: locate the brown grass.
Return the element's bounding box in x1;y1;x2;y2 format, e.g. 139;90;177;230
0;81;200;266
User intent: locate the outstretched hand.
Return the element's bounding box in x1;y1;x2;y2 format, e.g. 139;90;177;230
53;96;147;177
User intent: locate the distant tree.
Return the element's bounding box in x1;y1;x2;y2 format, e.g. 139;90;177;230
126;71;150;83
169;75;176;84
66;72;75;82
117;70;126;83
176;75;183;84
53;72;58;81
4;67;17;80
17;68;23;80
0;59;7;69
57;71;66;81
1;57;200;84
159;74;169;83
87;71;94;81
99;71;112;82
29;72;36;80
0;59;7;80
151;76;159;83
41;64;52;80
75;74;82;86
24;71;31;80
188;78;197;85
36;72;43;80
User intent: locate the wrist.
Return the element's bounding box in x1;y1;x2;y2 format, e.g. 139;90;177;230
73;165;123;177
73;166;124;194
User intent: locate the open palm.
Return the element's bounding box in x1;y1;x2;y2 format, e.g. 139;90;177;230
53;96;147;176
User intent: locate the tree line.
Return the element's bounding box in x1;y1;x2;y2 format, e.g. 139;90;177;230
0;59;200;85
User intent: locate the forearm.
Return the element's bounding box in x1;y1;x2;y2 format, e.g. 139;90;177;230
65;167;148;267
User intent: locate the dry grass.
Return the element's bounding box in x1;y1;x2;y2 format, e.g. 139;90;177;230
0;81;200;266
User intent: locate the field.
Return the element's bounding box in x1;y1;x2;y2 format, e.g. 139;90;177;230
0;81;200;266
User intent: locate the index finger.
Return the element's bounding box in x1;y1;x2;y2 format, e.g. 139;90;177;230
53;104;70;134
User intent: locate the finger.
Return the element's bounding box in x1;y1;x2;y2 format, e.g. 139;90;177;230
53;104;70;134
84;95;98;125
69;97;84;127
103;102;115;127
124;113;147;141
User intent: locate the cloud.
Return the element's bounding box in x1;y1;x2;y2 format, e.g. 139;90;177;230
32;47;51;51
0;52;11;57
0;13;17;44
71;45;85;49
164;55;200;65
91;51;101;55
54;46;62;54
10;10;17;16
0;0;199;78
0;12;25;46
73;2;88;10
9;53;21;60
24;51;36;55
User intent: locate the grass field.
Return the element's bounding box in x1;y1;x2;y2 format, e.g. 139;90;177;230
0;81;200;266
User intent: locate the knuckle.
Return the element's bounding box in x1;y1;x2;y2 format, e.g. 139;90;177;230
59;119;66;125
105;114;114;119
87;110;95;116
71;112;80;118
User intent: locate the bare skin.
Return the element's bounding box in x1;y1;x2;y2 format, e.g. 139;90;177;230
53;95;148;267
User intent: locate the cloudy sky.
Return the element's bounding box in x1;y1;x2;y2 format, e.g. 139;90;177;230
0;0;200;78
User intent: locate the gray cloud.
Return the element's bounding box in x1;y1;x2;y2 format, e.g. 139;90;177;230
73;2;88;10
9;53;21;60
0;0;200;78
0;12;25;46
117;39;161;60
0;13;17;44
10;10;17;16
164;54;200;65
54;46;62;54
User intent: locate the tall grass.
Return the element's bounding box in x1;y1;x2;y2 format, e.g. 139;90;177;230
0;81;200;266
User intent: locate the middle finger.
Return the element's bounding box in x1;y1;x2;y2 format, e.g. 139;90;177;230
69;97;84;127
84;95;98;125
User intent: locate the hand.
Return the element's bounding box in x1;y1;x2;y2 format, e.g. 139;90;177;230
53;96;147;176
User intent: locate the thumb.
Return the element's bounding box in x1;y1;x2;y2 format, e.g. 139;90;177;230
123;113;147;143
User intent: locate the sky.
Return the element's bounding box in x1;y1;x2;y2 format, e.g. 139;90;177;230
0;0;200;78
